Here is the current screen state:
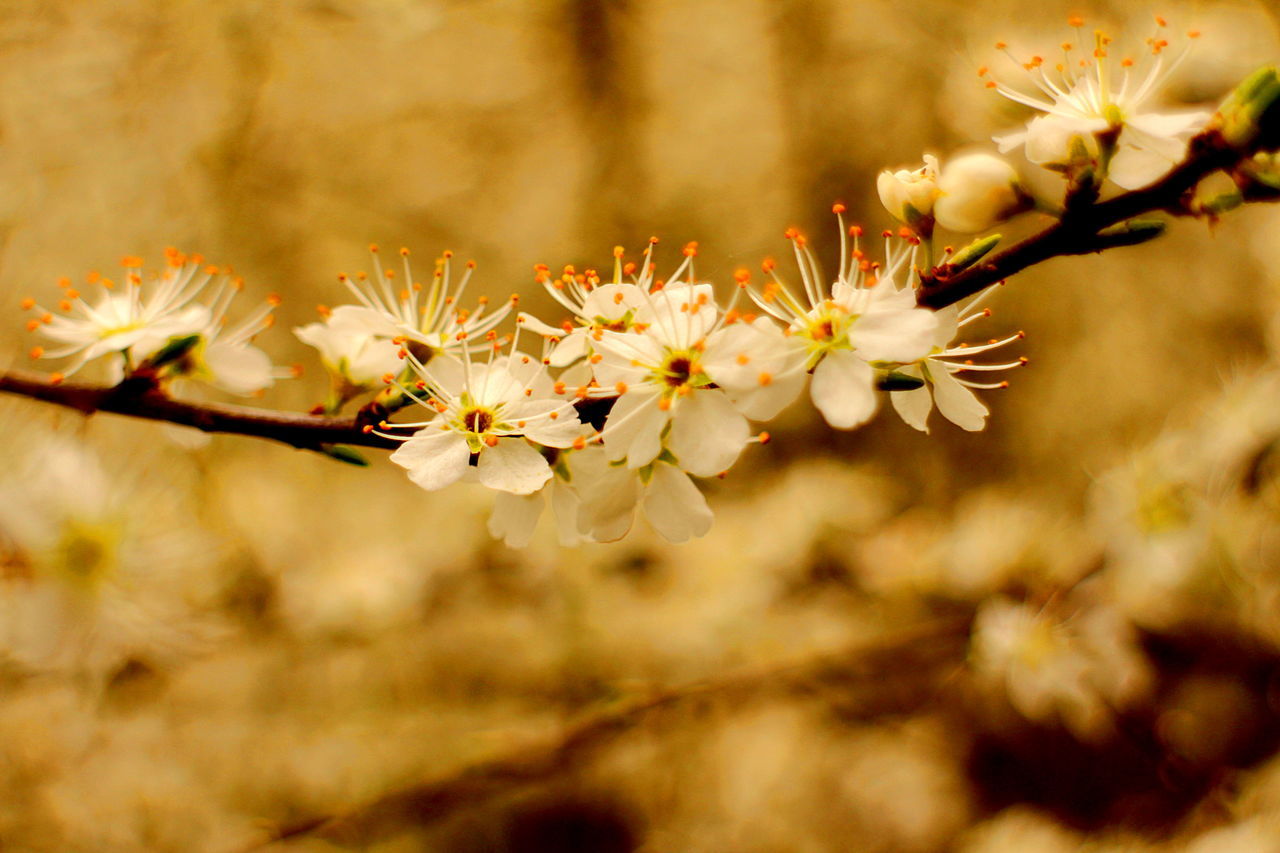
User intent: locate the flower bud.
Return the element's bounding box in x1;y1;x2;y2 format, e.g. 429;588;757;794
876;154;940;223
1211;65;1280;151
933;153;1026;234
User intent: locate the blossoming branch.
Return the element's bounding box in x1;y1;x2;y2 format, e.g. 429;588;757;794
5;17;1280;546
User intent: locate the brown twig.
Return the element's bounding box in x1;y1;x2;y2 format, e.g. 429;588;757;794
235;615;972;851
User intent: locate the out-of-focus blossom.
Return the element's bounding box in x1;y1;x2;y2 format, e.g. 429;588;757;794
970;597;1152;739
0;427;221;678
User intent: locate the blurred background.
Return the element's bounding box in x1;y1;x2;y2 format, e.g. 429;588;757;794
2;0;1280;850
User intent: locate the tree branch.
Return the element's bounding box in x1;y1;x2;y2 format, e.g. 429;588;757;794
0;368;400;452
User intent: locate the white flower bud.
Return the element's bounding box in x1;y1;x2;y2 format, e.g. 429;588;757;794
933;153;1025;233
876;154;940;223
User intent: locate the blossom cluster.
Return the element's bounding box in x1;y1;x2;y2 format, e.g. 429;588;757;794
18;15;1233;545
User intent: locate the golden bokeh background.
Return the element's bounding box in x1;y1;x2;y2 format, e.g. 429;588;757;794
2;0;1280;850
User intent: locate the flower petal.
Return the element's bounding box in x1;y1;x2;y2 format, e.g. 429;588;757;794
477;438;553;495
488;490;545;547
930;365;989;431
390;429;471;492
810;350;877;429
642;464;713;543
667;390;749;477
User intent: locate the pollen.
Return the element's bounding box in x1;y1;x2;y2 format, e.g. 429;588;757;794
758;372;773;386
572;436;587;451
658;397;672;411
29;346;44;359
615;382;627;394
20;297;35;310
120;255;144;268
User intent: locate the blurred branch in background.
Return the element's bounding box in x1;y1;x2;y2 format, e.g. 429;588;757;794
245;616;972;850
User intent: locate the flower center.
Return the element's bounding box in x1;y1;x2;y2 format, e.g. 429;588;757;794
662;355;696;388
463;408;494;434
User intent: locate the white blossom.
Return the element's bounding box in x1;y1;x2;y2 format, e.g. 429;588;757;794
890;287;1026;432
986;18;1211;189
877;154;941;223
747;214;937;429
333;245;516;362
384;345;583;496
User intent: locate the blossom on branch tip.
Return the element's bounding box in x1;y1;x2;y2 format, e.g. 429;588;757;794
986;16;1211;189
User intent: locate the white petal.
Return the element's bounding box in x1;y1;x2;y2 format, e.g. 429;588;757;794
890;378;933;433
488;490;545;547
642;464;713;543
729;369;806;421
854;304;938;363
548;478;585;546
930;365;989;431
666;390;749;477
390;429;472;491
547;329;589;367
477;438;553;495
601;392;669;469
810;350;877;429
574;458;641;542
204;343;274;395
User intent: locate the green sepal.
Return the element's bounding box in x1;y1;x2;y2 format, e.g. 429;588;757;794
143;334;202;370
1090;219;1167;250
876;371;926;392
947;234;1001;272
319;445;370;466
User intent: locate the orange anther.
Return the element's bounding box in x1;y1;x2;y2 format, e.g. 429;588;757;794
20;297;35;310
758;431;771;445
736;353;750;366
758;372;773;386
29;346;44;359
120;255;144;268
49;372;65;385
658;397;672;411
615;382;627;394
